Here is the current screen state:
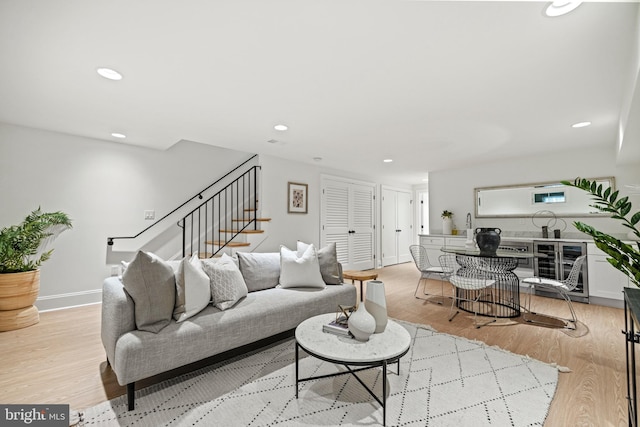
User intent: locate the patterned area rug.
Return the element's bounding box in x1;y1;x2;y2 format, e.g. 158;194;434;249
83;321;560;426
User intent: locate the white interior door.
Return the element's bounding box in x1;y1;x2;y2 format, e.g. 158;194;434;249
321;180;350;266
321;178;375;271
396;190;412;263
381;189;397;266
382;188;412;266
349;183;375;270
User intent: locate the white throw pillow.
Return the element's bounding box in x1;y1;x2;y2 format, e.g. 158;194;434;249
279;244;326;289
297;241;342;284
202;253;248;310
173;253;212;322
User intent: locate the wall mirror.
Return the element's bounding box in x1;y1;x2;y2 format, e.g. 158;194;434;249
475;177;615;218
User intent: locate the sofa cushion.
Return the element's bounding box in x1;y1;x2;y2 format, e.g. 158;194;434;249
279;244;325;289
202;253;248;310
237;252;280;292
112;283;357;385
173;253;211;322
121;251;176;333
297;241;342;285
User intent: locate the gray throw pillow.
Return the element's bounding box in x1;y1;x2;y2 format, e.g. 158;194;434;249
121;251;176;333
297;241;342;284
202;253;248;310
237;252;281;292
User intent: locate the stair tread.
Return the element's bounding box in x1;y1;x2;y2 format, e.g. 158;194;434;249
206;241;251;247
219;229;265;234
232;218;271;222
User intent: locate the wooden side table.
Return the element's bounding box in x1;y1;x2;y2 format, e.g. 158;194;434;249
343;270;378;302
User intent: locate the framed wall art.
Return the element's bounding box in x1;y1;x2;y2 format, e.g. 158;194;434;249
288;182;308;214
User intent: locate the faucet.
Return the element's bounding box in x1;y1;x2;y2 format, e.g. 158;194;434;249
466;212;472;230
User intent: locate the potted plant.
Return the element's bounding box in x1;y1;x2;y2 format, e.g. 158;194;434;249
0;208;72;331
441;210;454;235
562;178;640;286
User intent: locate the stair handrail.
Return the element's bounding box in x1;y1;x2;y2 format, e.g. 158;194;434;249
181;165;260;258
107;154;258;246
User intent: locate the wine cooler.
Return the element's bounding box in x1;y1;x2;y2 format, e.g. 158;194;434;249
533;241;589;303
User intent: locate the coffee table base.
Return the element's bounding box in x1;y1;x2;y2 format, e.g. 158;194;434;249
295;341;404;426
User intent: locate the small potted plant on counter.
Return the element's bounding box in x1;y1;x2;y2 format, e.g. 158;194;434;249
0;208;72;331
441;210;454;235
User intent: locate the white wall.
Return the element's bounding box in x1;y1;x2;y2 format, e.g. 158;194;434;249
0;123;412;310
0;123;251;310
428;145;640;238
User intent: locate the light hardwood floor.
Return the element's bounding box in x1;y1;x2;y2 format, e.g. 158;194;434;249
0;262;628;426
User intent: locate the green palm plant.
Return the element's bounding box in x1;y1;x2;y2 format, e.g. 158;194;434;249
562;177;640;287
0;208;72;273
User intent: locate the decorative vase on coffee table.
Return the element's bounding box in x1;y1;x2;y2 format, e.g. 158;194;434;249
348;302;376;341
365;280;388;333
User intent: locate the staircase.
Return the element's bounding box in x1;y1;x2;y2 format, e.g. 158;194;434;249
180;165;270;258
108;155;270;259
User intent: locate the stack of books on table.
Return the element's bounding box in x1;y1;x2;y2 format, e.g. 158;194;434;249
323;318;351;337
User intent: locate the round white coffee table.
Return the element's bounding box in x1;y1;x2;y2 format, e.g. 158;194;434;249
295;313;411;426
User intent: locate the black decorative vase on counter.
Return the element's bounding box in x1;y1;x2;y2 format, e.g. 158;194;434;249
475;227;501;256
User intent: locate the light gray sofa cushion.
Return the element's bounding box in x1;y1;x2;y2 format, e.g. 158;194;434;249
121;251;176;333
237;252;280;292
111;283;357;385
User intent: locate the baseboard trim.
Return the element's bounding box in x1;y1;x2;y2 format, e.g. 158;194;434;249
588;296;623;309
36;289;102;312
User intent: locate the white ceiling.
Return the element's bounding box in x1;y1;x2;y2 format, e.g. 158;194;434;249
1;1;639;185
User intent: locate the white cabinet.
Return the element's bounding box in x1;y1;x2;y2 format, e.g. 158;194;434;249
419;236;445;267
321;178;376;271
587;243;629;301
445;236;466;249
381;188;412;266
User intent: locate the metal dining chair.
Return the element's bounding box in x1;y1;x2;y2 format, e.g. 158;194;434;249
448;261;498;328
410;245;446;302
521;255;587;330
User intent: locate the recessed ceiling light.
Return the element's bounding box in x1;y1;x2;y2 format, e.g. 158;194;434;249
572;121;591;128
111;133;126;139
97;67;123;81
274;124;288;131
313;157;323;162
267;139;278;144
383;159;393;163
545;0;582;17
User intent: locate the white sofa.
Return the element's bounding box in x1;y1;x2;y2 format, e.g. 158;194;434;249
101;249;357;410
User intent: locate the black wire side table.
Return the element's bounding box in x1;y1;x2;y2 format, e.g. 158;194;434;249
623;288;640;427
442;248;526;318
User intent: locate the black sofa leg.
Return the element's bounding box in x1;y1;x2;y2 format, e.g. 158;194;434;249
127;383;135;410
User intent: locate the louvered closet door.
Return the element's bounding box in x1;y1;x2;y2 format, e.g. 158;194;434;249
321;179;375;271
322;180;350;266
349;184;375;271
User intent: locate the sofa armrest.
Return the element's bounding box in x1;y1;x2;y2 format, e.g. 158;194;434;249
101;277;136;367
